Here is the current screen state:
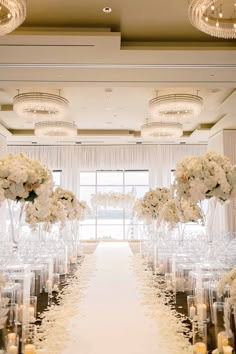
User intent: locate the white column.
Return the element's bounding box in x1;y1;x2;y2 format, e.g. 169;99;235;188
208;129;236;233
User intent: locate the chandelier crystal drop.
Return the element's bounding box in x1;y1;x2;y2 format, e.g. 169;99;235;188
13;92;69;119
141;122;183;139
149;94;203;119
0;0;26;36
188;0;236;39
34;121;78;137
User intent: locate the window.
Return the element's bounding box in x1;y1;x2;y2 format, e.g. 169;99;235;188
79;170;149;240
52;170;62;188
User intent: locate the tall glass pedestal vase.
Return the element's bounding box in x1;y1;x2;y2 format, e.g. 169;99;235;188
7;200;24;250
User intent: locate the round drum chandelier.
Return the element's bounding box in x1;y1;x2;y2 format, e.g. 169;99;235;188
13;92;69;119
0;0;26;36
141;122;183;139
149;94;203;119
34;121;77;137
188;0;236;39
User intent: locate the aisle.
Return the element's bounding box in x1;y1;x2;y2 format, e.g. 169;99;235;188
61;242;161;354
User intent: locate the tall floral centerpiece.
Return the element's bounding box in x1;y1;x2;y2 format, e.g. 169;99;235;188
174;151;236;243
25;192;67;232
159;197;203;243
133;188;171;224
0;153;52;246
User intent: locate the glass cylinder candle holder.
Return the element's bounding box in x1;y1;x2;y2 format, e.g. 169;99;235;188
165;273;173;291
193;321;207;354
187;295;197;320
22;324;37;353
52;273;60;292
195;287;209;322
5;332;19;354
213;302;225;328
28;296;37;323
217;331;229;354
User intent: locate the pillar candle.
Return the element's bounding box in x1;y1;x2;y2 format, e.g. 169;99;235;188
197;304;207;321
223;346;233;354
18;305;24;323
24;344;36;354
194;342;207;354
189;305;196;319
8;345;18;354
7;333;16;342
217;332;229;353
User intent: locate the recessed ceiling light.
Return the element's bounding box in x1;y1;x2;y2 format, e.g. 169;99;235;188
106;121;112;124
103;7;112;13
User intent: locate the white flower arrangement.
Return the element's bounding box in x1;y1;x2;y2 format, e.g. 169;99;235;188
217;267;236;304
91;192;135;209
53;187;78;220
0;153;52;203
75;200;90;221
174;151;236;203
159;197;203;227
25;192;67;227
133;188;171;223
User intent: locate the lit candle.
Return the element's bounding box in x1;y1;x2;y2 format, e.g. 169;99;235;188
8;345;18;354
223;345;233;354
46;280;52;293
189;305;196;319
24;344;36;354
212;350;219;354
217;332;229;353
18;304;24;323
7;333;16;343
29;306;35;322
197;303;207;321
194;342;207;354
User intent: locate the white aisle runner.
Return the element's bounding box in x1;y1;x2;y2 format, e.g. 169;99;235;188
61;242;160;354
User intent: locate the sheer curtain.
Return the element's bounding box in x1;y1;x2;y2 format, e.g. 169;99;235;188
9;144;206;193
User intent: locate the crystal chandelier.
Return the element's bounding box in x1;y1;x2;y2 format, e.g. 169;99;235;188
13;92;69;119
0;0;26;36
34;121;78;137
188;0;236;39
149;94;203;119
141;122;183;139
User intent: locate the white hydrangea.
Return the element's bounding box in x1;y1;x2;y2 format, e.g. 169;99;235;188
174;151;236;203
159;197;202;227
0;153;52;204
133;188;171;223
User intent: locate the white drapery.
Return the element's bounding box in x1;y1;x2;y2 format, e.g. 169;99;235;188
208;129;236;233
9;144;206;193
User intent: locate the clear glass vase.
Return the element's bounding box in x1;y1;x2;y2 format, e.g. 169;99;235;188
7;200;25;250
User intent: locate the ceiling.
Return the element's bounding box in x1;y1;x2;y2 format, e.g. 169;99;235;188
0;0;236;146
